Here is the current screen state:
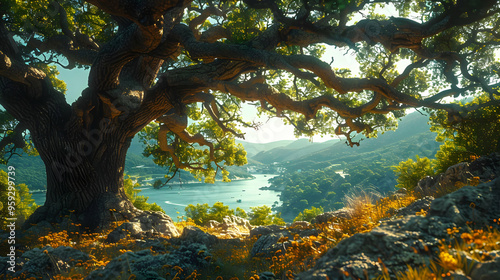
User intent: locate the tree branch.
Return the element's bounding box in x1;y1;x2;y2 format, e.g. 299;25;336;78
0;51;46;88
27;36;97;68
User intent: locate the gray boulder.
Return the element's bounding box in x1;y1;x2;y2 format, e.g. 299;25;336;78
259;271;279;280
470;257;500;280
206;215;252;237
250;223;320;258
393;196;434;217
250;231;294;258
250;225;286;238
177;226;218;247
415;153;500;197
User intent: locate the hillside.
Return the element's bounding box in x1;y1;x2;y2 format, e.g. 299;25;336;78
235;139;296;158
250;111;439;171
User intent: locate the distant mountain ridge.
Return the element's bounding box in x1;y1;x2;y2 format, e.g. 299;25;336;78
243;111;437;171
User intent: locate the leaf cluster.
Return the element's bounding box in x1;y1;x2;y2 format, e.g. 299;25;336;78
139;103;247;183
429;93;500;173
0;169;38;229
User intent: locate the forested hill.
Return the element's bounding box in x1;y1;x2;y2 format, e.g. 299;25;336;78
246;111;438;171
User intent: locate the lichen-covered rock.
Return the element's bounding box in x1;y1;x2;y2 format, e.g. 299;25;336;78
86;243;212;280
428;178;500;226
250;225;286;238
259;271;279;280
86;249;165;280
415;153;500;197
250;223;320;258
206;215;252;237
250;231;293;258
223;215;252;230
297;178;500;280
5;246;90;279
470;257;500;280
106;211;179;243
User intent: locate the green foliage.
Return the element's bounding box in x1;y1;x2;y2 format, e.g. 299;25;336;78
429;94;500;173
293;206;324;223
139;101;247;183
4;0;114;63
123;175;165;213
0;169;38;229
248;205;285;226
271;164;397;221
184;201;247;226
0;110;38;165
392;156;435;191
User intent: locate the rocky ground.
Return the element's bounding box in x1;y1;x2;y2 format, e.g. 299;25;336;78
1;153;500;279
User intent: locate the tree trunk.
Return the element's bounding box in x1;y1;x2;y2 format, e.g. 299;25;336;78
25;116;140;231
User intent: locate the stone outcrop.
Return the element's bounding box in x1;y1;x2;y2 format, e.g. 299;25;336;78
297;177;500;279
392;196;434;217
415;153;500;197
176;226;218;247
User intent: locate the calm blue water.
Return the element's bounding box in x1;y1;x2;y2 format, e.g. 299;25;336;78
32;174;281;220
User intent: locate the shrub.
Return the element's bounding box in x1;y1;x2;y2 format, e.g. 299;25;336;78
0;170;38;229
248;205;285;226
185;202;247;226
429;93;500;172
124;175;165;213
293;206;324;222
393;156;434;191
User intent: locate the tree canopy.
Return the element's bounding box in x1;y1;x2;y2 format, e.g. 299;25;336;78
1;0;500;228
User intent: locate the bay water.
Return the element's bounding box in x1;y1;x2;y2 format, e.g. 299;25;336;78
32;174;281;221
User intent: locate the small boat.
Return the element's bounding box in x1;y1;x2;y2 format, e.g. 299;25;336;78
236;199;242;203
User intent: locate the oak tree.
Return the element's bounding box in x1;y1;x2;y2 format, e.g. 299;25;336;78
1;0;499;231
